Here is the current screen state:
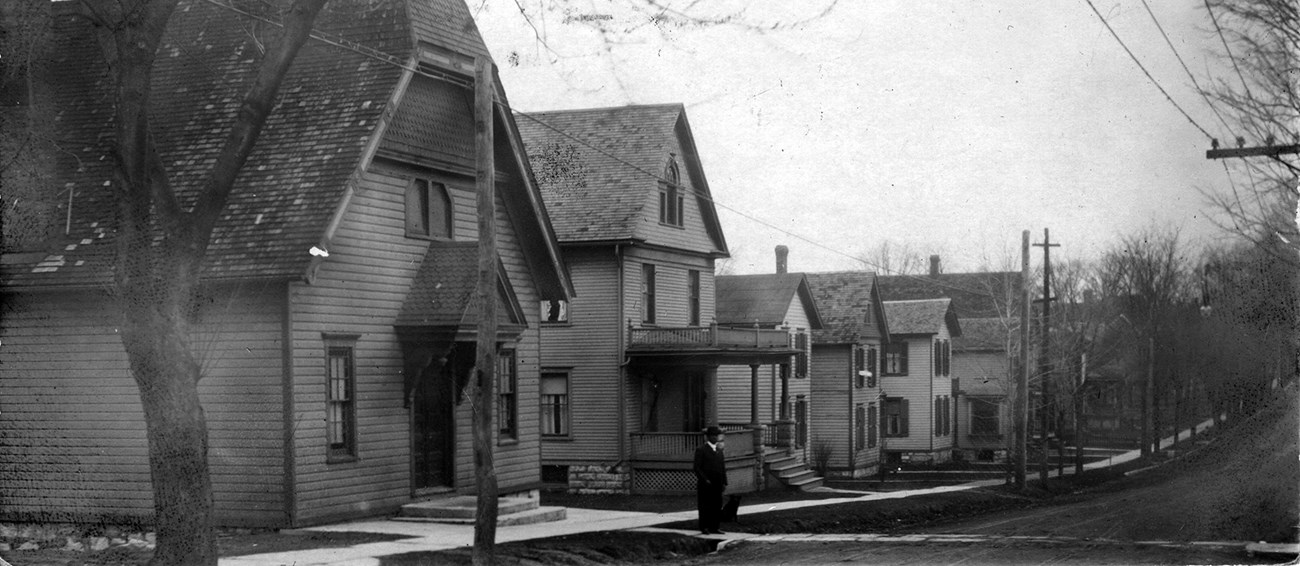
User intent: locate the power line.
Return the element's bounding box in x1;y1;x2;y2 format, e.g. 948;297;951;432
1137;0;1233;133
1080;0;1214;141
198;0;1024;298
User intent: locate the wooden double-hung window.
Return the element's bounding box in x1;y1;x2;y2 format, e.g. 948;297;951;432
883;342;908;376
497;350;518;440
659;160;684;227
855;346;878;387
406;178;452;239
641;264;656;324
867;403;878;447
541;372;570;437
883;397;909;437
688;269;701;326
855;404;867;450
324;335;359;461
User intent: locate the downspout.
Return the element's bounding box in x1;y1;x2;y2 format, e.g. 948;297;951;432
281;280;297;527
615;245;627;465
848;344;855;471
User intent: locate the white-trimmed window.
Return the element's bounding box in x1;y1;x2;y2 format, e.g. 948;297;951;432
325;335;360;461
541;372;570;437
659;160;684;227
641;264;656;324
497;350;518;440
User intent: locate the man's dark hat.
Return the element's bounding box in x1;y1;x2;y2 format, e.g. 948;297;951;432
704;426;724;436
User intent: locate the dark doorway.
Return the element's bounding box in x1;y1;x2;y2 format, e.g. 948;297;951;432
412;348;459;492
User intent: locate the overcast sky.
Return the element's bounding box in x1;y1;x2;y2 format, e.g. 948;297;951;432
472;1;1238;276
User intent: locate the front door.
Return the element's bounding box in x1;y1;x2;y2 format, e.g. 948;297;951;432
412;353;456;492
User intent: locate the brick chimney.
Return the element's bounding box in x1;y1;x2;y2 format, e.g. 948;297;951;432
776;245;789;274
929;254;941;276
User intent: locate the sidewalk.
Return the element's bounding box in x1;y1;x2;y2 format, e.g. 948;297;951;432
221;418;1220;566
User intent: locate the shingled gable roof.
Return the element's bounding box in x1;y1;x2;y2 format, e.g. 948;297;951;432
394;242;525;330
876;271;1021;320
715;273;823;329
805;271;891;344
883;298;960;337
1;0;573;300
513;104;727;253
952;317;1010;353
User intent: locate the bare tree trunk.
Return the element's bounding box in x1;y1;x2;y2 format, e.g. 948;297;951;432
85;0;330;562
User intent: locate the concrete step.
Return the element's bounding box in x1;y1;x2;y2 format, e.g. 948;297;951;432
787;474;824;491
769;460;806;475
396;496;564;526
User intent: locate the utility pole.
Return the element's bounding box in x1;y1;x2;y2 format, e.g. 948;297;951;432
1034;229;1058;484
1014;230;1030;490
472;58;499;566
1075;353;1086;475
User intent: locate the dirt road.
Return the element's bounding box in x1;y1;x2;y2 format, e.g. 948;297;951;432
694;387;1298;565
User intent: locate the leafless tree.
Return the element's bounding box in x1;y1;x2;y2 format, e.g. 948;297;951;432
2;1;331;563
1095;226;1196;457
1199;0;1298;264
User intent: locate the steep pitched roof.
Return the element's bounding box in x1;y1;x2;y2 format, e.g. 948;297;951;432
883;299;960;337
805;271;890;344
877;272;1021;320
715;273;823;328
952;317;1009;352
514;104;726;252
0;0;416;289
395;242;524;328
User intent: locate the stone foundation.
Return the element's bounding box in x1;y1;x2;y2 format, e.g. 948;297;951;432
0;523;155;553
567;463;630;494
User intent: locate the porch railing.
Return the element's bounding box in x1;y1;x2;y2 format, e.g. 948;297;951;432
629;428;758;460
720;421;796;449
627;323;792;350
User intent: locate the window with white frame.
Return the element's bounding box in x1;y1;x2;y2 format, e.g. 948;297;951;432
541;372;570;437
324;335;359;461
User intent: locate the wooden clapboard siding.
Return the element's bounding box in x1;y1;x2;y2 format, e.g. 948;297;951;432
636;131;721;255
715;293;811;429
623;247;714;328
289;166;432;525
810;343;853;468
880;335;934;451
0;286;288;527
953;351;1010;449
538;248;625;463
290;164;545;525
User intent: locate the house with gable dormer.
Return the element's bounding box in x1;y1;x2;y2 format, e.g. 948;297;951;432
804;270;892;478
517;105;798;494
714;246;825;489
878;256;1022;461
0;0;571;528
879;299;960;465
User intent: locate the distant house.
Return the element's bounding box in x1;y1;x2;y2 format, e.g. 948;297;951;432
879;299;960;464
878;256;1021;461
0;0;571;528
516;104;797;494
804;270;891;478
714;246;824;486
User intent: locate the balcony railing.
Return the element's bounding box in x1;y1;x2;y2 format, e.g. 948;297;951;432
629;428;758;461
628;323;792;350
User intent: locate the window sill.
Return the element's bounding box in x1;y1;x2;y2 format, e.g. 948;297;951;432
327;454;359;465
542;435;574;442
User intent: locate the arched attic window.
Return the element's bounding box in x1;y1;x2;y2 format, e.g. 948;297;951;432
658;159;684;227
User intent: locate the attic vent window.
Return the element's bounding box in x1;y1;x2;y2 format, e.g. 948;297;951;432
659;159;684;228
406;178;452;240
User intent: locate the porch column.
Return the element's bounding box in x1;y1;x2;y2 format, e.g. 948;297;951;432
749;363;761;428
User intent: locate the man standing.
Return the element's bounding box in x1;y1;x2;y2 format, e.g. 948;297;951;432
693;425;727;534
